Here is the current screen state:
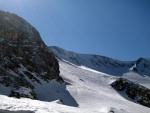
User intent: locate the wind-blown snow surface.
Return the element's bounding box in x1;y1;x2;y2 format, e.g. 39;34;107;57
0;46;150;113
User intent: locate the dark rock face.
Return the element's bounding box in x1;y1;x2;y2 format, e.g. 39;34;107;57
111;78;150;108
0;10;60;99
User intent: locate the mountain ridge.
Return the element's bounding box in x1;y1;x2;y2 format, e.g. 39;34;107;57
49;46;150;109
50;46;150;62
49;46;150;76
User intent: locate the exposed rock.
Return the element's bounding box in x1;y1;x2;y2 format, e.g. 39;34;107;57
111;78;150;108
130;58;150;75
0;10;61;99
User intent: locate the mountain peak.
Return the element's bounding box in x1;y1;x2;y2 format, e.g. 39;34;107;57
0;10;44;46
0;11;61;99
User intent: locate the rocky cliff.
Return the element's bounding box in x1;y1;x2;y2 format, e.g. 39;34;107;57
111;78;150;108
0;10;62;99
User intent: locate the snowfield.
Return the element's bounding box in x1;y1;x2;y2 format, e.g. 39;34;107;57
59;59;150;113
0;58;150;113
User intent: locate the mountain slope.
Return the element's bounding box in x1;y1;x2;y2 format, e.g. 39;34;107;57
0;10;75;104
58;58;150;112
49;46;150;76
48;46;150;112
0;43;149;113
0;10;149;113
0;51;149;113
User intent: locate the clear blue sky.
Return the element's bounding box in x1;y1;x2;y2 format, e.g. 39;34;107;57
0;0;150;61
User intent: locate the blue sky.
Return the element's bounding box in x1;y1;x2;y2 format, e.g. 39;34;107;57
0;0;150;61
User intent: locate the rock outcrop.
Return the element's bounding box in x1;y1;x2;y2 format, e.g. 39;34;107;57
111;78;150;108
0;10;61;99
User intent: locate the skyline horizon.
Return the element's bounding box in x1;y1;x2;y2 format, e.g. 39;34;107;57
49;45;150;61
0;0;150;61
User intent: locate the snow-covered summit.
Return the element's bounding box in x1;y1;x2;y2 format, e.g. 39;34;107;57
131;57;150;75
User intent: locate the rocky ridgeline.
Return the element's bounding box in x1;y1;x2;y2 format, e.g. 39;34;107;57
111;78;150;108
131;58;150;75
0;10;62;99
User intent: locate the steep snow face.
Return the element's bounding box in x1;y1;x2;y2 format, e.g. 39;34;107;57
49;46;150;76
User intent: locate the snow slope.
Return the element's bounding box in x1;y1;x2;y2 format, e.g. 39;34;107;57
0;59;150;113
0;46;149;113
58;59;150;113
0;95;99;113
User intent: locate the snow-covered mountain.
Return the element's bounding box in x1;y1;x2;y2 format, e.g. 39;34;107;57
1;46;150;113
49;46;150;76
0;10;72;105
49;46;150;109
0;10;150;113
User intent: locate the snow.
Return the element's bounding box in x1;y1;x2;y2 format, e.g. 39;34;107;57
8;70;19;77
34;79;79;107
49;46;134;76
0;58;149;113
58;59;150;113
80;65;107;74
0;46;149;113
4;17;10;20
0;95;104;113
16;87;33;98
122;72;150;89
0;84;11;96
0;38;4;42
